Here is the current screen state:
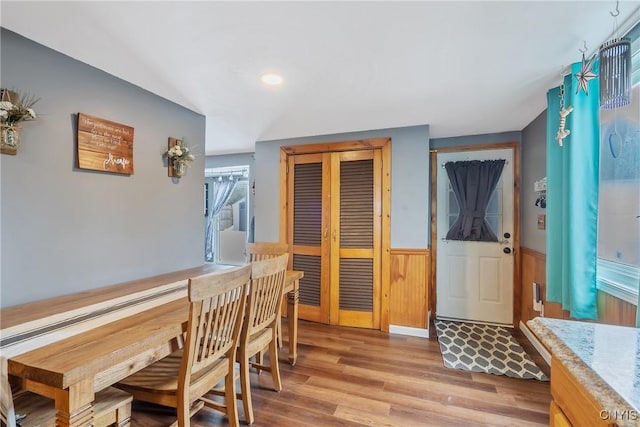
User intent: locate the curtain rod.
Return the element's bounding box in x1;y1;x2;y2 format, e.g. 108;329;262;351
205;170;247;177
205;167;249;177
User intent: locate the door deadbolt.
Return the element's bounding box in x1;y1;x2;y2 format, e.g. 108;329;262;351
503;247;512;254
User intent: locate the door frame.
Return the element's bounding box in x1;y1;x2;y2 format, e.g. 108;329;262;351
279;138;392;331
429;142;521;327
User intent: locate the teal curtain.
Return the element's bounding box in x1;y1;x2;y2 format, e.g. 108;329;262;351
546;61;600;320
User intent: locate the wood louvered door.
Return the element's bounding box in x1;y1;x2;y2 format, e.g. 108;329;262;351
288;150;380;329
331;150;380;328
288;153;330;323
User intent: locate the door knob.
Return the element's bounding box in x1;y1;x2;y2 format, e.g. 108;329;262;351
503;247;512;254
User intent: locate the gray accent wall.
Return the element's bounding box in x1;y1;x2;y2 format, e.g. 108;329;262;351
1;29;206;308
430;131;521;149
253;125;430;249
521;111;547;253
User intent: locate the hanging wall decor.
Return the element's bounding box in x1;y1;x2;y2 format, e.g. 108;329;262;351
77;113;134;174
166;137;194;178
575;43;597;95
556;83;573;147
0;88;38;155
599;1;632;109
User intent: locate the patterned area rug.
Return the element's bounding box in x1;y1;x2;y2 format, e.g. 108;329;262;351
435;320;548;381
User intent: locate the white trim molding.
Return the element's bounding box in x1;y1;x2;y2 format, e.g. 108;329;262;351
389;325;429;338
596;258;639;306
520;320;551;366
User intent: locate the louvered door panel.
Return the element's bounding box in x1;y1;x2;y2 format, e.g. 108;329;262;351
293;254;321;306
339;258;373;311
293;163;322;246
340;159;374;248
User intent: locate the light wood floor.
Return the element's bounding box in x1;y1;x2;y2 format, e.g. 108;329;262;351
131;319;551;426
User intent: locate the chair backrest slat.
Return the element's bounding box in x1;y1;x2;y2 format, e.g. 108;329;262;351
183;265;251;386
242;254;289;342
246;242;289;263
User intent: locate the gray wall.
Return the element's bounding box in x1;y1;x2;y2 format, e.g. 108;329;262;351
1;29;206;308
520;111;547;253
430;131;521;149
253;125;430;248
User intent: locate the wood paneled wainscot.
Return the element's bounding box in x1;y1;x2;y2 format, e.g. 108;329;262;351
520;247;636;326
389;248;430;336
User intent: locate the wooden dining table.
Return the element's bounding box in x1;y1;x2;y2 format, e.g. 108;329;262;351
5;269;303;427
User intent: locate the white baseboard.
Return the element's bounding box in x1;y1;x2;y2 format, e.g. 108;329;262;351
389;325;430;338
519;320;551;365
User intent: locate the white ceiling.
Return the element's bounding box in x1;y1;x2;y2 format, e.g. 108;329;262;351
3;1;640;155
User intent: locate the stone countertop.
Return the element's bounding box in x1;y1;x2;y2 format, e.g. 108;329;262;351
527;317;640;427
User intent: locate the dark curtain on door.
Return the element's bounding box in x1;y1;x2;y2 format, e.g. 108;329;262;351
445;159;506;241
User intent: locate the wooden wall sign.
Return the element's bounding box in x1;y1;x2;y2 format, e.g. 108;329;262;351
77;113;134;175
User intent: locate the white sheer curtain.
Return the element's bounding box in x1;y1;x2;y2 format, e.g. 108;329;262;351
205;177;238;262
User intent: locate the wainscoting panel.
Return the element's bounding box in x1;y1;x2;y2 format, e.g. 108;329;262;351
597;291;637;327
389;248;430;329
520;247;636;326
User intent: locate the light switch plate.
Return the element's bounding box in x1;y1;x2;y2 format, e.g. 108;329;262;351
537;214;546;230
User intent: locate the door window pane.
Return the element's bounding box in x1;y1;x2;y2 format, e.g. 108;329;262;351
446;178;503;239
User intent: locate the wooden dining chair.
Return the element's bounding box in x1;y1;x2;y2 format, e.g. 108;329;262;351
245;242;289;347
245;242;289;263
115;265;252;427
236;253;289;425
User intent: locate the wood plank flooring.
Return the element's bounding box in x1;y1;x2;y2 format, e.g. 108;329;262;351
131;320;551;426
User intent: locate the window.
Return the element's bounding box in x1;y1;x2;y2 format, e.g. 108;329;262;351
596;26;640;304
446;168;504;239
204;166;250;265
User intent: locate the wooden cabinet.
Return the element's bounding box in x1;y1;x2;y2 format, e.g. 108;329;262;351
550;401;572;427
550;358;617;427
528;318;638;427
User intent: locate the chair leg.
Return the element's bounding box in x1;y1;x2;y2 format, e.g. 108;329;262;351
238;353;254;425
225;370;240;427
176;401;190;427
269;338;282;392
255;351;264;375
277;316;283;349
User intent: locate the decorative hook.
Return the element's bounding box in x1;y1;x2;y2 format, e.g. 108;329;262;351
610;0;620;17
579;40;588;54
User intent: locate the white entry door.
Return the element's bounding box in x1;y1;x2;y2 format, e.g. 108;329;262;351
436;148;514;325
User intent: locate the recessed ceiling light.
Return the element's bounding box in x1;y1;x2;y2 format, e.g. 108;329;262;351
261;73;284;85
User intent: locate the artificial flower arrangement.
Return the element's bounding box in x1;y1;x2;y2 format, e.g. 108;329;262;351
165;142;195;164
0;89;38;151
165;140;195;177
0;89;38;126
